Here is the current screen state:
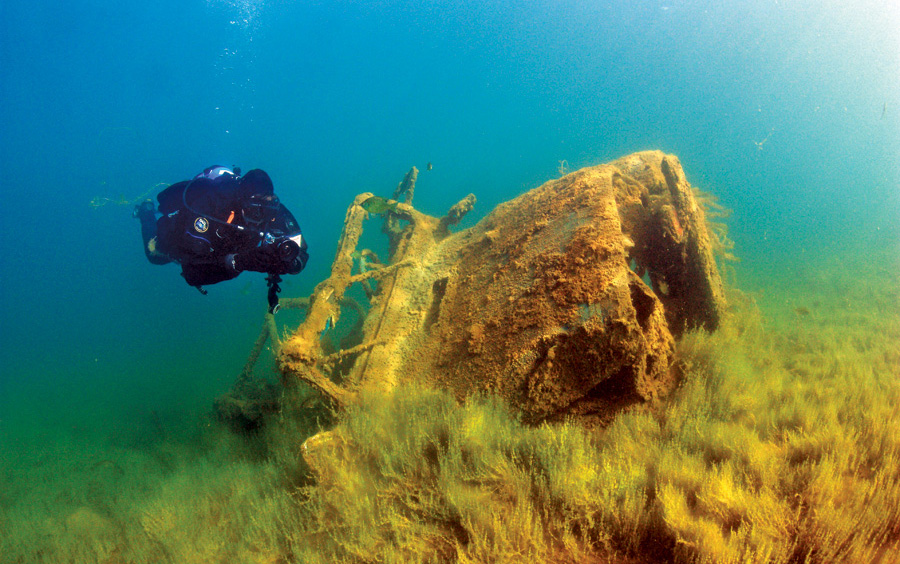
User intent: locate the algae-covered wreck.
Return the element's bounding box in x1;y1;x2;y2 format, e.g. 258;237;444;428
217;151;729;430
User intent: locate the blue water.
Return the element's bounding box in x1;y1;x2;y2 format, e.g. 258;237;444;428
1;0;898;433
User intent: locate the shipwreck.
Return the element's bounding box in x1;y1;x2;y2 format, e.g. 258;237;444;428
216;151;729;430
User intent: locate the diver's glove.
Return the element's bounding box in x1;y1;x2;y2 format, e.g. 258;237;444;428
133;199;156;220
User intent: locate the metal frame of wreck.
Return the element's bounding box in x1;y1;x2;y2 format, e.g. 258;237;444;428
237;167;475;409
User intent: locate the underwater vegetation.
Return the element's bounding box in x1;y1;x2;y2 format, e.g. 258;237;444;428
1;242;898;563
275;243;900;564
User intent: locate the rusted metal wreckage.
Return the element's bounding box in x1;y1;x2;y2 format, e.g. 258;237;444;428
217;151;728;427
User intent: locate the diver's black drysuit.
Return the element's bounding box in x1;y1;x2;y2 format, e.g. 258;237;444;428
136;167;308;294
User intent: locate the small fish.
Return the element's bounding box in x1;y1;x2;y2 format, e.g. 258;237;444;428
426;162;433;171
794;306;810;317
360;196;399;214
321;314;335;339
881;102;886;120
350;251;369;273
90;459;125;475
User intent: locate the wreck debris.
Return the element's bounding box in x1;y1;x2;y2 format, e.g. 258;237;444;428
235;151;727;425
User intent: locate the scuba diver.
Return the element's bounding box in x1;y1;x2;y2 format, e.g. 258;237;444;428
134;165;308;313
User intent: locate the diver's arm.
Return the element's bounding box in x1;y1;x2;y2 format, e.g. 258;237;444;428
226;245;288;275
225;231;307;275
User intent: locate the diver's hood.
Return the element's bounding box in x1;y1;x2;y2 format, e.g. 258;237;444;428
238;169;274;200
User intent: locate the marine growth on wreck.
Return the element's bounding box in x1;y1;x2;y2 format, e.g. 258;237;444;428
222;151;730;430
